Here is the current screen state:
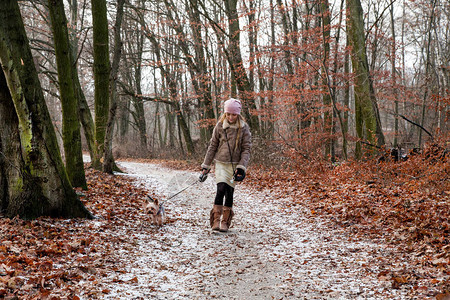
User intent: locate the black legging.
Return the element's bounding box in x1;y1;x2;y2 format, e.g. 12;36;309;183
214;182;234;207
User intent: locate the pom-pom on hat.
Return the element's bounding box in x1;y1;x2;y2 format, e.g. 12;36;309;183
224;98;242;115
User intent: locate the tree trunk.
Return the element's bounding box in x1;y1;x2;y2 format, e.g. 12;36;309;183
119;97;130;140
343;30;350;159
418;0;436;148
103;0;125;174
166;105;175;148
320;0;332;159
91;0;110;169
68;0;96;163
123;3;148;154
48;0;87;189
346;0;385;158
333;0;348;160
75;68;96;162
188;0;215;142
390;3;399;148
266;0;276;140
0;0;91;219
225;0;259;134
0;70;23;214
277;0;310;141
132;31;148;154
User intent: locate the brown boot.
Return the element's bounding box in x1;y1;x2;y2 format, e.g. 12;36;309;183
220;206;234;232
210;205;223;231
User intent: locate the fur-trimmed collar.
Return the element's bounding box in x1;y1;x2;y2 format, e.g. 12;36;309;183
222;115;245;130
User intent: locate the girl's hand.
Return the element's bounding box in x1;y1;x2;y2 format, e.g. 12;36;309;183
234;168;246;182
199;168;210;182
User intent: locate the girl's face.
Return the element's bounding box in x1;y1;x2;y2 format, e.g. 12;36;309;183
226;113;238;124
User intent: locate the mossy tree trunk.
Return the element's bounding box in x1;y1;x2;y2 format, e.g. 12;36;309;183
0;70;23;214
346;0;385;158
48;0;87;189
0;0;92;219
91;0;110;169
103;0;125;174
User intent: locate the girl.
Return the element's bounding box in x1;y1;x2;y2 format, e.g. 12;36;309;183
201;98;252;232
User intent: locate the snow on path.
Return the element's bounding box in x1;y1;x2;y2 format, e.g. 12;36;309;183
95;161;408;299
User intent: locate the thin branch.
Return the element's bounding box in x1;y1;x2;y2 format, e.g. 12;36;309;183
190;0;228;37
365;0;397;41
119;82;174;106
360;140;381;149
397;113;433;139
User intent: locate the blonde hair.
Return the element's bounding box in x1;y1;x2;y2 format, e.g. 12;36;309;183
219;113;245;124
219;113;243;152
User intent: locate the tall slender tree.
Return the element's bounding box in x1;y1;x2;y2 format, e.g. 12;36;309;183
418;0;437;147
48;0;87;189
103;0;125;174
68;0;96;163
91;0;110;169
130;4;195;155
320;0;333;158
390;2;399;148
224;0;260;133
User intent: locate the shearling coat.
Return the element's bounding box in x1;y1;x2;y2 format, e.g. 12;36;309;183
202;116;252;171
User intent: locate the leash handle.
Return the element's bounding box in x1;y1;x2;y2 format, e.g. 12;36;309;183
199;173;208;182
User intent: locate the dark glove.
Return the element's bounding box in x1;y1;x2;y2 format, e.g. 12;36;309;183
234;168;246;182
199;168;209;182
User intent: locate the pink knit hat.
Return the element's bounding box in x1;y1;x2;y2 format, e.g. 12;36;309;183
224;98;242;115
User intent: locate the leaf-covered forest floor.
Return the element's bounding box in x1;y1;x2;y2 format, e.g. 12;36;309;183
246;149;449;297
0;145;448;299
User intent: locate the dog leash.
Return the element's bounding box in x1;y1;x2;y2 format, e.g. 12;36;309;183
156;178;201;215
166;180;199;201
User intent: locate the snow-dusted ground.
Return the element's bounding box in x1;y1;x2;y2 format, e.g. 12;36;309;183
90;160;409;299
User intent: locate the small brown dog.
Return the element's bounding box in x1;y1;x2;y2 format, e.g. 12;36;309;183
145;196;165;226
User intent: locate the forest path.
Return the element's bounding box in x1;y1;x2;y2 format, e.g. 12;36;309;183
97;160;407;299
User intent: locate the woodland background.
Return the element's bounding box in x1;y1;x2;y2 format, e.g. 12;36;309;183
17;0;450;163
